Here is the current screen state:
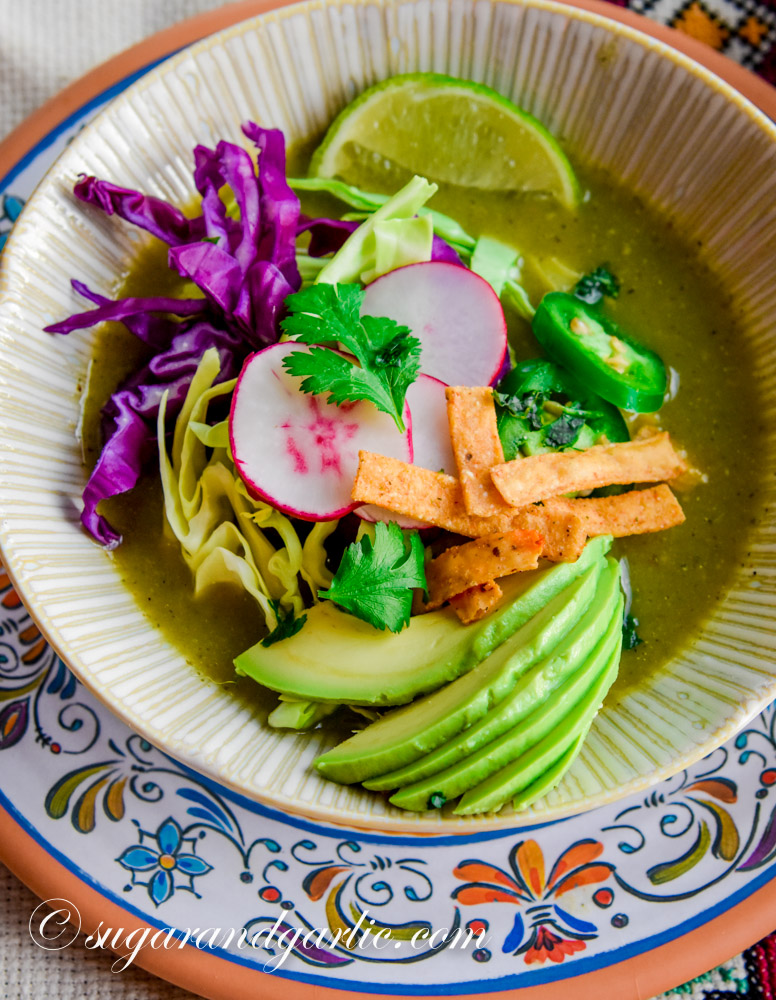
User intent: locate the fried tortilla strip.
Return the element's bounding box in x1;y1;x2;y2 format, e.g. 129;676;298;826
490;432;687;508
449;581;504;624
352;451;519;537
446;386;511;516
425;528;543;610
513;505;587;562
543;484;685;537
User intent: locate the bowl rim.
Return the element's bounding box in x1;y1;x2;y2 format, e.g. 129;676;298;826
1;0;776;834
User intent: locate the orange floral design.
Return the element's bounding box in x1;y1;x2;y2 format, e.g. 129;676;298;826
453;838;615;965
523;926;587;965
739;15;769;47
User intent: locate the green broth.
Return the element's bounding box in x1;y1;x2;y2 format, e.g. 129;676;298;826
86;160;765;702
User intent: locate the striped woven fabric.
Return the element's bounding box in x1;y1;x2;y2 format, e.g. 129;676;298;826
619;0;776;81
657;933;776;998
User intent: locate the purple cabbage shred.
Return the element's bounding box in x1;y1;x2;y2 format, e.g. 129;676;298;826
46;124;301;547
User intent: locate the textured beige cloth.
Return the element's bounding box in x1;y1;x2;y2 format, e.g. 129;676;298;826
0;0;232;140
0;863;199;998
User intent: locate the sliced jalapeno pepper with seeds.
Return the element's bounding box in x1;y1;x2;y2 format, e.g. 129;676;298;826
497;359;629;443
531;292;667;412
494;358;629;459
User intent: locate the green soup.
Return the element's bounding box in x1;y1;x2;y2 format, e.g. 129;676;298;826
83;157;766;706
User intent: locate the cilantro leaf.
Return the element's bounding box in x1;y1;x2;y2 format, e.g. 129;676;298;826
542;412;585;448
282;283;364;347
492;390;525;417
318;522;427;633
494;389;546;429
261;600;307;647
523;393;546;432
282;347;400;416
280;283;421;432
428;792;447;809
622;613;644;650
574;266;620;305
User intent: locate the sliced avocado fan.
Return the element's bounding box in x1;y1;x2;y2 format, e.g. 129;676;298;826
390;582;623;811
372;558;621;804
236;535;611;708
454;607;623;815
314;538;612;784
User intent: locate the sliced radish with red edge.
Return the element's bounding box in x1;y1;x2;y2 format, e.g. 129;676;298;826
362;261;508;387
230;342;412;521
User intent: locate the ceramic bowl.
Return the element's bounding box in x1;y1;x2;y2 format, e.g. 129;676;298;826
1;0;775;833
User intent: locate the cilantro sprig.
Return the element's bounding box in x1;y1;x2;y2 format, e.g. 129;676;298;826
573;266;620;305
318;522;426;633
622;613;644;650
260;600;308;647
494;388;598;456
280;283;421;432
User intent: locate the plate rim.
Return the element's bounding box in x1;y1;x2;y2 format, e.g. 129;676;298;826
5;794;776;1000
0;2;775;996
0;0;776;835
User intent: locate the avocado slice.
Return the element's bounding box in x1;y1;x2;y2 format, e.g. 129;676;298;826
387;589;622;810
267;698;339;730
314;556;605;784
453;612;623;815
235;535;612;707
377;560;621;805
509;730;587;812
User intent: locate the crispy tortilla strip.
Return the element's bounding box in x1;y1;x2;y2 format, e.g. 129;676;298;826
446;386;511;516
449;581;504;624
425;528;543;610
543;484;685;537
352;451;519;537
490;432;687;508
513;505;587;562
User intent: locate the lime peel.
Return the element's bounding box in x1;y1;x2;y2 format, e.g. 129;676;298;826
310;72;580;210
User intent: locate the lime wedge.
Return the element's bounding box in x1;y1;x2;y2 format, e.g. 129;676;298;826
310;73;580;209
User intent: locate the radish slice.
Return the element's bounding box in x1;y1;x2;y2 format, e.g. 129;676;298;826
362;261;508;387
403;373;456;473
230;343;412;520
356;373;454;528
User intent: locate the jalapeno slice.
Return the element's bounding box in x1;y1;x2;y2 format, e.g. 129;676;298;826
531;292;667;412
499;359;628;440
494;358;629;459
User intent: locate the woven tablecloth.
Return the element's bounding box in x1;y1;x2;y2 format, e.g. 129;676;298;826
1;0;775;997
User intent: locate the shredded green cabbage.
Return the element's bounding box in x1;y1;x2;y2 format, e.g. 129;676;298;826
315;175;438;285
290;175;537;315
157;348;335;631
361;214;434;284
289;176;475;254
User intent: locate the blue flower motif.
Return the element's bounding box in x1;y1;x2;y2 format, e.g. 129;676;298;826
117;817;213;906
0;193;24;253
